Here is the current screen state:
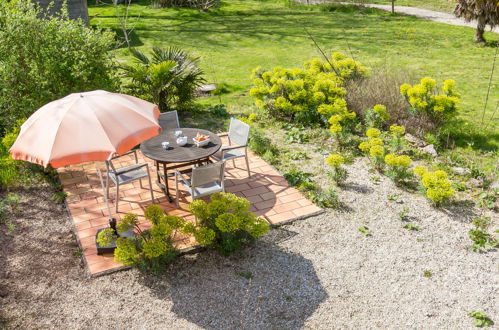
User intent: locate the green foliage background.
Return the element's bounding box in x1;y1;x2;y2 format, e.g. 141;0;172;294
0;0;118;132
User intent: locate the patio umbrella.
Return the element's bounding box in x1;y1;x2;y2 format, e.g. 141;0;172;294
10;90;160;168
9;90;161;218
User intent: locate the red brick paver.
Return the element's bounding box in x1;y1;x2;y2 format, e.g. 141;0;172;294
59;138;322;276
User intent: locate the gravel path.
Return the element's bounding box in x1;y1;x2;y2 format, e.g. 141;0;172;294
297;0;499;34
1;159;497;329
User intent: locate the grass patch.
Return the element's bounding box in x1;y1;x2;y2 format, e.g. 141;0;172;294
89;0;498;158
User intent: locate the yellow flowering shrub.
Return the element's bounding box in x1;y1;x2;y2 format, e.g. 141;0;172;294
250;52;366;128
365;104;390;128
400;77;460;121
414;168;454;206
325;153;345;167
369;145;384;158
389;125;406;152
366;128;381;138
325;153;348;184
384;153;412;183
389;125;405;136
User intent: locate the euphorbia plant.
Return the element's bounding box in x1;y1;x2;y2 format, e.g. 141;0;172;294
188;192;270;255
325;153;348;185
97;205;190;273
414;166;455;207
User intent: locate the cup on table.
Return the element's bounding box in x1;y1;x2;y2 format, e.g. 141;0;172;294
161;141;170;149
175;130;183;137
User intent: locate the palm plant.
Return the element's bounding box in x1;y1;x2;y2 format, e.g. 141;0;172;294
454;0;499;42
121;47;204;112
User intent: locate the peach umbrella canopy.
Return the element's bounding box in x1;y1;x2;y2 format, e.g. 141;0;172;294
9;90;161;168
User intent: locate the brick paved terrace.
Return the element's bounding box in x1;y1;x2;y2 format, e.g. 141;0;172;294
59;139;323;276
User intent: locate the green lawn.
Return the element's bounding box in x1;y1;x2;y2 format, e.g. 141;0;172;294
342;0;456;13
88;0;498;149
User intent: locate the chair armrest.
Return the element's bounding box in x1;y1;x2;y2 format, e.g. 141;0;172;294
112;149;137;160
174;169;191;187
115;163;148;175
221;145;247;152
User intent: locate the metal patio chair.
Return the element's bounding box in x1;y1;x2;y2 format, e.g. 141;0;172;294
211;118;251;177
106;150;154;212
158;110;180;130
174;161;226;208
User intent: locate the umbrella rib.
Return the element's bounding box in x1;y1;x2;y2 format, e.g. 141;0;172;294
46;96;82;166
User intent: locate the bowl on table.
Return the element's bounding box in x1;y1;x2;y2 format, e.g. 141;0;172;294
193;133;210;147
176;136;188;147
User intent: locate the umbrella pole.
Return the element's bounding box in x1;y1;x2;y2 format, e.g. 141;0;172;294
96;163;113;221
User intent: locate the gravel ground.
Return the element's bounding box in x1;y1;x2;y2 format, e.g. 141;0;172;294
0;159;497;329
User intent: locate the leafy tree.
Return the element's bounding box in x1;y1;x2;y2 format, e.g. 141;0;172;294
121;47;205;112
0;0;118;132
454;0;499;42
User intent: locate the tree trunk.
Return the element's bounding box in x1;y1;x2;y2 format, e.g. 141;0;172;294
475;17;486;43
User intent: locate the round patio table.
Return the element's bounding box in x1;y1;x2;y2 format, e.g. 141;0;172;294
140;127;222;202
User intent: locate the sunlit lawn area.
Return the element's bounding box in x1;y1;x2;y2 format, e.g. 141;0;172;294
89;0;498;149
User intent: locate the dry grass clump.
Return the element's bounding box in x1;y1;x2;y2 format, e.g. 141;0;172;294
346;68;439;136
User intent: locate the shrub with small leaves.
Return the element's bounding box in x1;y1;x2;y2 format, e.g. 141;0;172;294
384;153;412;184
284;170;315;191
189;193;269;255
309;188;341;209
365;104;390;128
414;167;454;206
388;125;406;152
400;77;460;124
250;51;365;127
325;153;348;185
468;216;498;252
98;205;188;273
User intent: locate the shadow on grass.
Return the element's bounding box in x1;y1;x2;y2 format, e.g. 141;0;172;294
140;228;328;329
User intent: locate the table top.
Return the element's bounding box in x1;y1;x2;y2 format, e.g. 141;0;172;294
140;127;222;163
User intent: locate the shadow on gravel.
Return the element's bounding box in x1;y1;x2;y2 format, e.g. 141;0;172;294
442;200;479;223
342;182;373;194
141;228;327;329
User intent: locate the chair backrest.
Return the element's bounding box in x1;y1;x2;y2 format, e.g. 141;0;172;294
191;162;225;187
228;118;250;146
158;110;180;130
106;150;138;174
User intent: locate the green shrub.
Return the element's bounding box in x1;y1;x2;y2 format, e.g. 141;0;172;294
476;189;498;210
283;170;314;190
414;166;454;206
400;77;460;127
97;207;189;273
384;153;412;184
468;216;498;252
122;47;204;112
365;104;390;129
188;193;269;256
325;153;348;185
309;188;341;209
0;0;118;132
285;127;309;144
250;52;365;127
207;104;228;118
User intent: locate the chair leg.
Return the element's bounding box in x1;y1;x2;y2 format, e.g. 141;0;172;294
175;173;179;208
139;178;143;189
232;158;236;168
146;168;154;204
245;155;251;178
115;183;120;213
